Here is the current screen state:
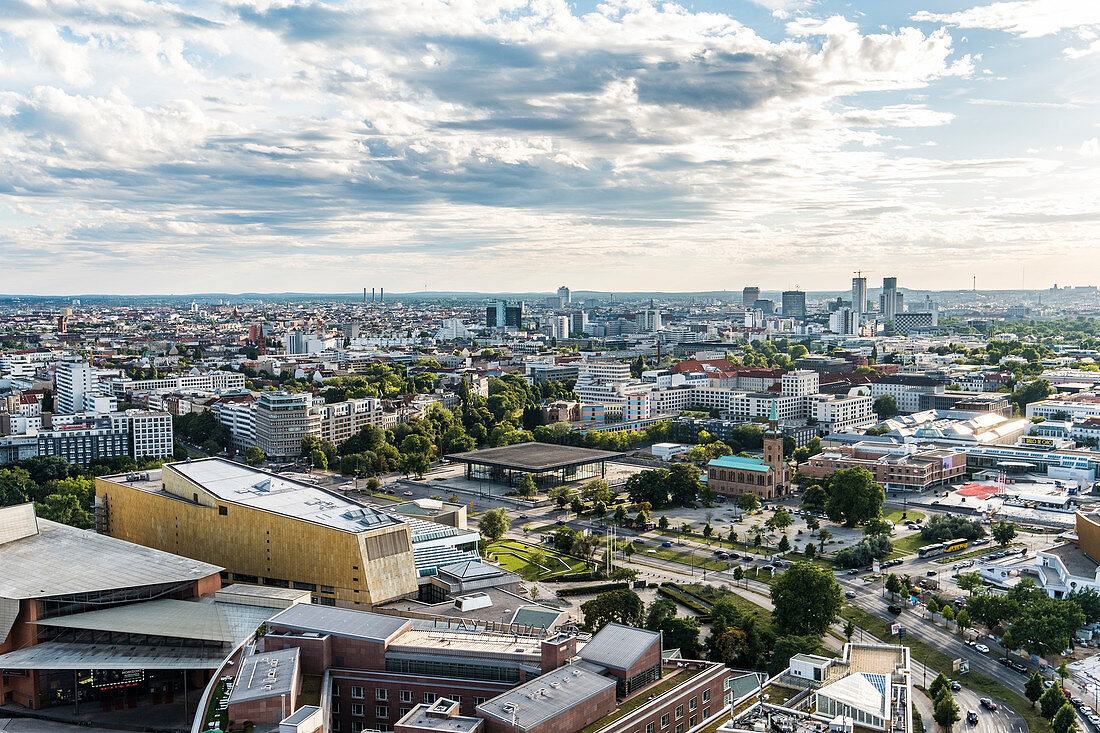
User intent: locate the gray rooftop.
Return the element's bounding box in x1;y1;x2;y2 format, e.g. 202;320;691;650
267;603;410;643
123;459;401;533
34;599;235;642
578;623;660;672
229;647;300;704
476;661;616;730
281;706;321;726
0;512;221;601
0;640;230;670
395;700;483;732
446;443;623;472
1047;543;1100;577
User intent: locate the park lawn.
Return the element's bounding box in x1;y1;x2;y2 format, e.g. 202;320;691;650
886;533;934;559
883;508;925;523
840;606;1048;733
680;583;774;632
485;540;589;578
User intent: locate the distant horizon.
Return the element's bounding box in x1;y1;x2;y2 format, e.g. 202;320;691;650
0;285;1087;302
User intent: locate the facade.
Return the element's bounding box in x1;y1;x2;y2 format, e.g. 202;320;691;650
802;444;966;491
486;302;524;331
851;276;867;317
34;410;174;465
256;606;731;733
742;287;760;307
870;375;944;414
703;406;789;500
95;459;419;608
781;291;806;320
1027;395;1100;422
893;311;938;334
0;503;228;711
109;371;246;398
880;277;902;321
130;410;174;459
447;443;622;489
255;391;322;459
55;359;97;415
315;398;388;447
807;393;876;433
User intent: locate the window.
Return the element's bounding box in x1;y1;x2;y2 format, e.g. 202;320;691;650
218;505;227;516
351;724;363;733
647;725;655;733
321;585;335;594
689;698;697;710
332;686;340;698
376;706;388;719
400;691;412;703
703;707;710;719
675;726;683;733
351;687;365;699
661;713;669;728
474;697;487;706
424;693;436;703
702;690;710;702
690;716;696;727
376;689;388;701
676;705;683;719
351;704;364;717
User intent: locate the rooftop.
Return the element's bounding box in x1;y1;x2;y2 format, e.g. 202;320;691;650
108;459;401;534
395;700;483;732
578;623;659;672
707;455;771;473
1045;543;1100;578
476;661;616;730
229;647;300;704
267;603;410;643
0;505;221;602
446;443;624;472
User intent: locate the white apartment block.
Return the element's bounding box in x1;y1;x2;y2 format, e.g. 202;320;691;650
808;393;876;433
130;411;174;459
781;370;819;397
1027;397;1100;421
212;401;256;454
254;391;321;459
109;371;247;398
55;359;98;415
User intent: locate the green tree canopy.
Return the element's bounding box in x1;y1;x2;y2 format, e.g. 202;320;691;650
770;562;843;637
824;468;884;526
478;507;510;541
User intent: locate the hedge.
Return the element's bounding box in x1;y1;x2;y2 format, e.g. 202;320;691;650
657;584;712;621
557;582;629;597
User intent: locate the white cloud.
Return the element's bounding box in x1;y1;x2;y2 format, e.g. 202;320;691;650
912;0;1100;38
1081;138;1100;157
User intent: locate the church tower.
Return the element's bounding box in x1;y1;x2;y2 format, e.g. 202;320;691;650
763;402;788;494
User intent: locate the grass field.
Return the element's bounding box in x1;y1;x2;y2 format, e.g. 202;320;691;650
485;539;589;578
644;545;730;572
883;508;925;523
886;533;935;559
679;582;774;631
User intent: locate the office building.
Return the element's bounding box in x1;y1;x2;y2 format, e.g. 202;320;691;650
753;299;775;315
252;605;733;733
829;307;858;336
803;443;966;491
549;315;570;340
880;277;903;321
893;310;938;334
742;287;760;307
285;331;309;355
129;410;174;459
95;459;421;607
109;371;246;399
557;285;571;305
55;359;97;415
638;309;662;332
486;301;524;331
781;290;806;320
253;391;321;459
851;276;868;317
35;410;174;465
570;311;589;335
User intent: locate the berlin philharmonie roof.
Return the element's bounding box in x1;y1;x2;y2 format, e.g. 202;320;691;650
112;458;401;533
0;503;221;601
446;443;624;472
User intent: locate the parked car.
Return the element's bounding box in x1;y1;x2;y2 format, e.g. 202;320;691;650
980;698;998;710
997;657;1012;666
975;644;990;654
1010;661;1027;674
518;514;529;520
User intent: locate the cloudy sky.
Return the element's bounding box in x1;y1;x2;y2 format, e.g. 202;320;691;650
1;0;1098;295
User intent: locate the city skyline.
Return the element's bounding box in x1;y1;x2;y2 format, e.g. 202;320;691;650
2;0;1098;293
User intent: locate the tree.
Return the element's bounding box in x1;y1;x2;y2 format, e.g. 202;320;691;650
582;478;614;505
770;562;843;637
1069;587;1100;624
966;594;1019;629
517;473;537;499
702;523;713;540
668;464;701;507
801;485;827;512
1041;685;1067;719
478;508;510;541
1013;379;1052;413
772;508;793;531
817;528;832;552
777;534;790;552
992;519;1018;547
885;574;903;599
244;446;266;466
805;516;820;534
658;515;670;531
921;514;986;542
873;394;899;419
737;493;760;512
929;672;951;701
733;565;745;584
956;609;970;629
659;616;702;658
310;448;329;471
863;518;893;537
581;589;644;631
933;689;960;732
825;468;884;526
1052;703;1078;733
548;485;574;509
1025;672;1045;708
645;598;677;630
957;572;984;596
843;619;854;642
803;542;817;560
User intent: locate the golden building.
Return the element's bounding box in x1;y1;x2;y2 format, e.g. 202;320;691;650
95;458;418;608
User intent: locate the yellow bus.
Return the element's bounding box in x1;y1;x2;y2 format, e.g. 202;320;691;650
944;538;969;554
